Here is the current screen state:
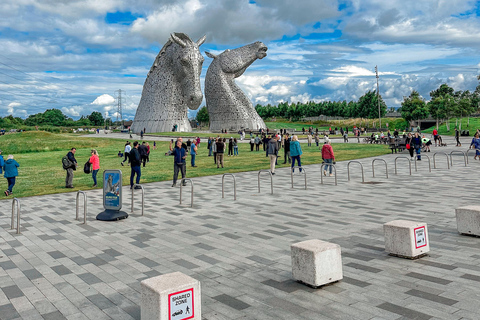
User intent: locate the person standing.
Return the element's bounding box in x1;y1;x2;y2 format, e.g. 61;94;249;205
321;141;335;176
170;140;187;186
139;142;148;167
470;132;480;160
65;148;77;188
228;138;234;156
289;135;303;172
412;132;422;160
216;138;225;168
233;138;239;156
146;142;151;162
121;142;131;166
129;141;141;189
267;135;279;174
196;136;201;148
405;132;414;159
0;150;4;176
314;134;319;147
283;134;291;164
212;138;218;164
255;135;261;151
250;136;255;151
3;155;19;196
455;127;462;146
190;141;197;167
307;133;312;147
89;149;100;187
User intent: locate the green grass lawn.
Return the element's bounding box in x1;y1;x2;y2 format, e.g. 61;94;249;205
0;131;390;198
423;118;480;136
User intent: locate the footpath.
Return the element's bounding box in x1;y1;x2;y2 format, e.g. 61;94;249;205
0;135;479;319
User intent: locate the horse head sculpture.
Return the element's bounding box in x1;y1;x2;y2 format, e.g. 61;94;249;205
204;41;267;132
132;33;206;133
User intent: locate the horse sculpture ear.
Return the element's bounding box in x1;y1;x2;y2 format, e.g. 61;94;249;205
205;51;217;59
170;33;186;48
196;35;206;47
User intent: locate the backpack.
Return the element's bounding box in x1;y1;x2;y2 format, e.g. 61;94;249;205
84;161;92;174
62;155;72;169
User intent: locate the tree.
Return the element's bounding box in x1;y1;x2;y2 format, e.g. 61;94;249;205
429;84;456;131
88;111;104;126
400;91;428;128
357;91;387;120
196;106;209;124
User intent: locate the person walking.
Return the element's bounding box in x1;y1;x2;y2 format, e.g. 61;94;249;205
216;138;225;168
290;135;303;172
283;134;291;164
121;141;131;166
314;134;319;147
405;132;414;159
455;127;462;146
470;133;480;160
0;150;4;176
65;148;77;188
170;140;187;187
129;141;141;189
3;155;19;196
89;149;100;187
321;141;335;176
267;135;279;175
190;141;197;167
233;138;239;156
139;142;148;167
412;132;422;160
146;142;151;162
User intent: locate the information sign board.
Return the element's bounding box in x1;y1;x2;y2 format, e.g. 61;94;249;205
414;226;427;249
103;170;122;211
168;288;194;320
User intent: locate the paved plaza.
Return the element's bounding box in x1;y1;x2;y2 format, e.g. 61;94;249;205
1;136;480;320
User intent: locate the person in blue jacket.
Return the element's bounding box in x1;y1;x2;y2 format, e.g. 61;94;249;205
3;154;19;196
0;149;4;175
289;135;303;172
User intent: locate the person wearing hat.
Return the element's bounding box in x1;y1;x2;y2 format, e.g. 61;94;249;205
3;154;19;196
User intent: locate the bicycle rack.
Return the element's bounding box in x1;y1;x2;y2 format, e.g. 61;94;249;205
433;152;450;169
291;166;307;190
222;173;236;200
466;149;476;164
180;179;194;207
258;170;273;194
131;184;145;215
372;158;388;179
414;155;431;173
450;150;467;167
320;163;337;186
394;157;412;175
347;161;365;182
11;198;20;234
76;191;87;224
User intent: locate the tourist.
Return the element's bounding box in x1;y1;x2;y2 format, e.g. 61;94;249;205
190;141;197;167
196;136;201;148
153;141;157;150
267;135;279;175
216;138;225;168
307;133;312;147
65;147;77;188
290;135;302;172
405;132;414;159
228;138;233;156
3;155;19;196
413;132;422;160
0;150;4;175
283;134;291;164
314;133;319;147
89;149;100;187
470;133;480;160
187;139;192;152
129;141;141;189
208;137;213;156
140;130;144;138
170;140;187;187
255;135;261;151
117;151;123;157
212;138;218;164
324;134;330;144
343;131;348;143
455;127;462;146
249;136;255;151
139;142;148;167
121;141;131;166
233;138;238;156
321;141;335;176
421;135;432;152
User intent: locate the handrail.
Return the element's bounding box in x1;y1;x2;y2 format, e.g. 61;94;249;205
372;159;388;179
347;161;365;182
180;179;194;207
291;166;307;189
450;150;467;167
258;170;273;194
131;184;145;215
394;157;412;175
414;155;432;173
76;191;87;224
320;163;337;186
433;152;450;169
466;148;476;164
11;198;20;234
222;173;236;200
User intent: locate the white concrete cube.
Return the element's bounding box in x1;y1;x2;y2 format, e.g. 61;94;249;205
384;220;429;258
456;206;480;236
141;272;201;320
291;239;343;288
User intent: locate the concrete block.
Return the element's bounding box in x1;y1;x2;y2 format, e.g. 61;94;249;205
384;220;429;258
291;239;343;288
456;206;480;236
141;272;201;320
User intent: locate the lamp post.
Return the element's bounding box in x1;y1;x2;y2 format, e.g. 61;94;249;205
375;65;381;130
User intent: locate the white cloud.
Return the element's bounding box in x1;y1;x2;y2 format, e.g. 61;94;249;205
92;94;115;105
61;107;80;117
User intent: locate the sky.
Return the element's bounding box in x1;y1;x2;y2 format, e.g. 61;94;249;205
1;0;480;121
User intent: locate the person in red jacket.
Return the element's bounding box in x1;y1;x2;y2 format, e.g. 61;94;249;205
89;149;100;187
432;128;438;146
321;141;335;176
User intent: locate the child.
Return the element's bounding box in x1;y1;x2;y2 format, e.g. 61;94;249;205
117;151;123;157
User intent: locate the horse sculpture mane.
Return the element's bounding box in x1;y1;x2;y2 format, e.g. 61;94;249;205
131;33;206;133
204;41;267;132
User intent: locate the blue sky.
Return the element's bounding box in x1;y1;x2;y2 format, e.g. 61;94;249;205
1;0;480;120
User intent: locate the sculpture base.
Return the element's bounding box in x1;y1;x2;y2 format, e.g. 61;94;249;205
96;210;129;221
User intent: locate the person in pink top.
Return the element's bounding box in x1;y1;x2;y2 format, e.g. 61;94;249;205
321;141;335;176
196;137;201;148
89;149;100;187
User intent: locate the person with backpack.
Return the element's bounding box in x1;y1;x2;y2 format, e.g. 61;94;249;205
3;154;19;196
88;149;100;187
129;141;141;189
64;148;77;188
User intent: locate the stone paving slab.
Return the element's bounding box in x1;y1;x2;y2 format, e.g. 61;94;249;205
1;137;480;319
